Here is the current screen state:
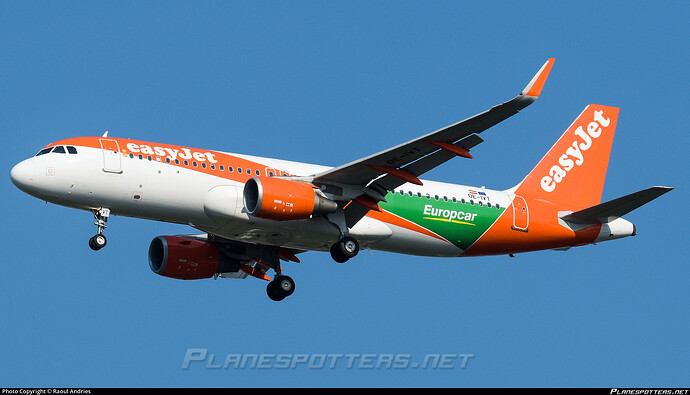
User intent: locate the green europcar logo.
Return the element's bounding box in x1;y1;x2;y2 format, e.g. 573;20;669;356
380;192;506;251
422;204;477;225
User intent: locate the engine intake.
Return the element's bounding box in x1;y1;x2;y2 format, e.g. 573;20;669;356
243;177;337;220
148;235;223;280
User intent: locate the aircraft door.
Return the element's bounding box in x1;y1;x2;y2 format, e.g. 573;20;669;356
100;139;122;173
511;195;529;232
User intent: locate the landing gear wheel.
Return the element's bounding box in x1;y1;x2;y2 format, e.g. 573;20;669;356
330;236;359;263
267;275;295;301
88;234;107;251
89;208;110;251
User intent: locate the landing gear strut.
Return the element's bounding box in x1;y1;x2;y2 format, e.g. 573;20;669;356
89;208;110;251
262;246;295;301
330;236;359;263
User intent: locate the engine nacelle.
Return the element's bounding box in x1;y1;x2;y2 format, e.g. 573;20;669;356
243;176;338;220
148;235;222;280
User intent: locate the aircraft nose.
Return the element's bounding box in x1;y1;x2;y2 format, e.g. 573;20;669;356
10;160;35;192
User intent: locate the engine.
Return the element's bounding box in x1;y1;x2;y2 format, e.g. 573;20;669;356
243;176;338;220
148;235;224;280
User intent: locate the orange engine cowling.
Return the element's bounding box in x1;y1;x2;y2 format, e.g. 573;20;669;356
243;177;338;220
148;236;221;280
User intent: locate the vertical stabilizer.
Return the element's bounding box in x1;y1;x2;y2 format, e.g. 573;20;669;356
514;104;619;210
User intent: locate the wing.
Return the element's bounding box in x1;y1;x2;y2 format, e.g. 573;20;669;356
310;58;555;227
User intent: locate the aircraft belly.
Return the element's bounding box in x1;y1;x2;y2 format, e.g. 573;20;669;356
370;224;462;257
199;216;341;252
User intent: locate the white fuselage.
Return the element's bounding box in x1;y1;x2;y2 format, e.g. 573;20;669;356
11;142;513;257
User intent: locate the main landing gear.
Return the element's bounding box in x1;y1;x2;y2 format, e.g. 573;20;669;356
330;236;359;263
263;236;360;301
262;246;296;302
266;275;295;302
88;208;110;251
262;236;360;301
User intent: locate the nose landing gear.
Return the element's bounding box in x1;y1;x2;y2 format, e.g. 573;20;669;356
89;208;110;251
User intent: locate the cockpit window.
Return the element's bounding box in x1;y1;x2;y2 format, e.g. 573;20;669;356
35;147;53;156
34;145;78;156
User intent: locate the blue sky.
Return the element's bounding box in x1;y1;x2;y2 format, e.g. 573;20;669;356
1;1;688;388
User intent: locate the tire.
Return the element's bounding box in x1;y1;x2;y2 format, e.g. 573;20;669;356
339;237;359;258
89;234;107;251
267;275;295;301
330;237;359;263
266;281;285;301
276;275;295;297
330;243;350;263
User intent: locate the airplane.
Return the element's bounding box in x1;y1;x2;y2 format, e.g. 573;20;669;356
10;58;672;301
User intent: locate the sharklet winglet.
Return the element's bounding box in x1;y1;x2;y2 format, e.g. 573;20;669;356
521;58;555;98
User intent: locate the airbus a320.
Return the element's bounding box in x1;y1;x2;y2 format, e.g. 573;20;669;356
10;59;672;301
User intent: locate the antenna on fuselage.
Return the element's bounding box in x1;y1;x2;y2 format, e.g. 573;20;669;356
102;131;109;137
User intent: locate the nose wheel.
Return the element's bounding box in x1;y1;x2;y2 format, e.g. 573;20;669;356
89;234;107;250
89;208;110;251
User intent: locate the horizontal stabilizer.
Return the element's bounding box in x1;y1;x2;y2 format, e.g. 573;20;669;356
560;186;673;224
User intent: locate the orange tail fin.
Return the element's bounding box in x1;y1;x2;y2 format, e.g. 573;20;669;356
514;104;619;210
